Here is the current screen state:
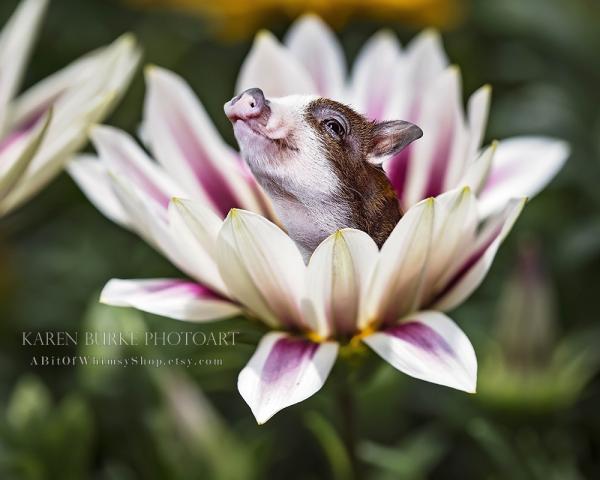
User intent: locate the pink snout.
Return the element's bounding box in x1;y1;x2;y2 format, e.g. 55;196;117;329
224;88;268;122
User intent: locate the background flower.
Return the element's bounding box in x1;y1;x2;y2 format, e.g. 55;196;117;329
0;0;141;216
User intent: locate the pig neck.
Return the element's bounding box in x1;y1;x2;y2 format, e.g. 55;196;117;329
250;162;401;261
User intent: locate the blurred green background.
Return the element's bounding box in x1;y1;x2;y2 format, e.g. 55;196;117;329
1;0;600;478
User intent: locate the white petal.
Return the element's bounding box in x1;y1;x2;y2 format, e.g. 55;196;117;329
423;187;478;302
143;66;263;216
12;33;140;130
100;278;240;322
432;198;527;311
363;311;476;393
91;125;181;209
238;332;338;424
284;14;345;99
403;67;466;207
168;197;228;295
216;209;306;329
305;229;378;338
0;35;139;213
0;109;50;206
349;30;401;119
403;29;448;89
387;29;448;121
107;173;211;288
0;0;47;133
478;136;570;218
459;142;495;194
67;154;131;227
0;93;115;214
361;198;434;328
236;31;316;97
14;34;141;133
465;84;491;164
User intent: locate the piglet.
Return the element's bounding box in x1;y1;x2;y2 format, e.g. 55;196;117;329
225;88;422;260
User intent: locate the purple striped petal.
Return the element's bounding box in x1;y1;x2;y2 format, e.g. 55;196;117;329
238;332;338;424
144;67;267;218
100;278;241;322
91;126;180;210
0;108;47;155
363;311;477;392
431;198;526;311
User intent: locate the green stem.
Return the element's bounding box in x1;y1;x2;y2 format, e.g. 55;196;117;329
338;371;362;480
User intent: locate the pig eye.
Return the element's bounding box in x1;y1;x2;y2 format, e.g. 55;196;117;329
323;118;346;139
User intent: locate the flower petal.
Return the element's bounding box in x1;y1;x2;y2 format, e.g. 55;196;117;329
0;93;115;214
284;14;345;99
238;332;338;424
432;197;526;311
403;29;448;93
167;197;227;295
349;30;401;120
361;198;434;328
465;84;491;164
100;278;240;322
91;125;181;209
402;67;467;206
216;209;306;329
478;136;569;218
108;173;208;286
305;229;378;338
0;35;140;214
423;187;478;302
12;33;140;130
143;66;264;216
0;110;50;206
363;311;476;393
236;31;316;97
0;0;47;132
67;154;131;227
458;142;495;194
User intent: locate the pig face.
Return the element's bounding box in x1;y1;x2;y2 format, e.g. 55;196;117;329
224;88;423;259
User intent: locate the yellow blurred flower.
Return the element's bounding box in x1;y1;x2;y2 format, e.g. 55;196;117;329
126;0;463;37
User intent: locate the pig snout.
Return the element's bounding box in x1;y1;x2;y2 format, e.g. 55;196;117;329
224;88;268;122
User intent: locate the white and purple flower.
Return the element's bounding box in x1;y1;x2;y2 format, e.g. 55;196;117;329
0;0;140;216
69;15;565;423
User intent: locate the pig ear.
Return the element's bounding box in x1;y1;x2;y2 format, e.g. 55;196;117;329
368;120;423;164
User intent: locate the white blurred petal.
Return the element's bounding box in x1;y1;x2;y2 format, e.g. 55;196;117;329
349;30;401;119
236;31;316;97
0;0;47;133
0;93;115;214
67;154;130;227
0;109;50;207
284;14;345;99
478;136;569;218
238;332;337;424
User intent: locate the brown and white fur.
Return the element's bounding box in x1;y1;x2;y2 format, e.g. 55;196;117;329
224;88;423;260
